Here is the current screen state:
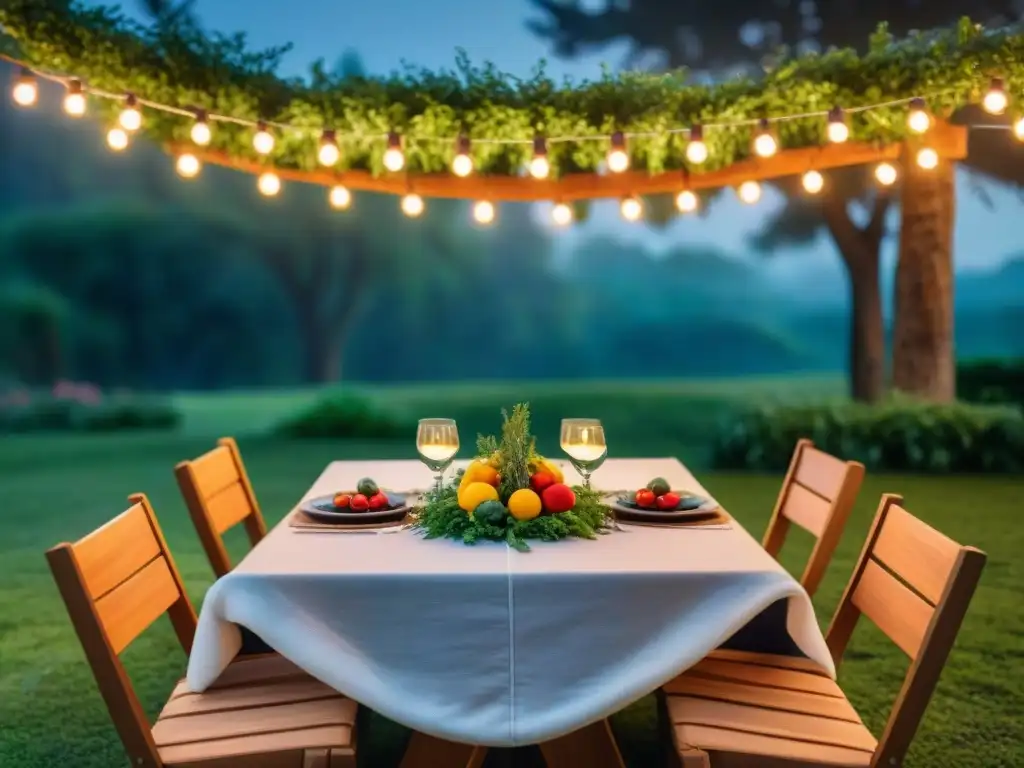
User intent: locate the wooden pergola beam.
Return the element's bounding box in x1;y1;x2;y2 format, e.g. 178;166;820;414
173;122;967;201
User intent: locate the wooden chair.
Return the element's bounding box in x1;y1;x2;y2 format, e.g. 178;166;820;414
175;437;266;579
664;494;987;767
46;493;358;768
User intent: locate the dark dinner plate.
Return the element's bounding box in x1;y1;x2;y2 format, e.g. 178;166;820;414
609;494;719;523
300;492;410;524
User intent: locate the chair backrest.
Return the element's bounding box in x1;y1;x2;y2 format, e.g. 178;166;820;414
825;494;986;767
175;437;266;578
761;438;865;597
46;493;196;768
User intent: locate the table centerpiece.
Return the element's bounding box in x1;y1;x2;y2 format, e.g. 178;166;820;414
415;403;613;551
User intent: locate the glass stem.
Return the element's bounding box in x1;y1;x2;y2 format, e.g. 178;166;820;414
582;469;591;489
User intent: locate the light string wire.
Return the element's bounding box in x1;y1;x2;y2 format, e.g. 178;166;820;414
5;52;1019;146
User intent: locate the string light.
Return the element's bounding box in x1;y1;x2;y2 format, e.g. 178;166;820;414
175;153;201;179
383;132;405;172
738;180;762;204
253;121;274;155
1014;116;1024;142
675;189;698;213
106;126;129;152
191;111;211;146
551;202;573;226
607;131;629;173
452;135;473;177
257;171;281;196
916;147;939;170
826;107;849;143
329;185;351;210
318;130;340;167
982;77;1008;115
686;125;708;164
118;94;142;131
875;162;898;186
11;67;37;107
62;79;86;117
472;200;495;224
753;118;778;158
907;98;930;134
620;196;642;222
401;193;424;217
529;136;550;179
802;169;824;194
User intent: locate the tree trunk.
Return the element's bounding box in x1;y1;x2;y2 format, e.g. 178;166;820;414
822;194;888;403
891;156;956;401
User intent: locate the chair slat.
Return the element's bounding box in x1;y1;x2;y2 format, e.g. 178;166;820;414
157;725;352;766
673;724;873;766
73;503;162;599
667;676;862;722
207;482;254;535
851;559;934;659
95;556;180;654
780;483;831;537
189;446;239;499
161;680;343;718
676;658;845;698
872;503;962;605
793;446;848;500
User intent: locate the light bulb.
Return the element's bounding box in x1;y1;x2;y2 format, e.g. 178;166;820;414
907;99;930;134
738;180;762;204
675;189;698;213
802;170;824;194
916;147;939;170
529;155;550;180
686;140;708;164
119;95;141;131
12;69;37;107
191;120;211;146
452;153;474;177
383;132;405;172
1014;116;1024;142
473;200;495;225
106;127;129;152
63;80;86;117
318;142;340;167
826;118;849;144
607;131;629;173
329;185;351;210
753;130;777;158
875;162;898;186
401;193;424;217
176;153;201;179
983;78;1008;115
253;123;274;155
257;171;281;197
620;196;642;222
551;202;573;226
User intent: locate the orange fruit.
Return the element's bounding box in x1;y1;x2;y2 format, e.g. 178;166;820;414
508;489;542;521
458;481;499;513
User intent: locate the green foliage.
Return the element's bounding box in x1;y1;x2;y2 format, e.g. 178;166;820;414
273;392;409;438
496;403;533;500
0;395;180;432
2;2;1022;175
957;359;1024;407
712;397;1024;473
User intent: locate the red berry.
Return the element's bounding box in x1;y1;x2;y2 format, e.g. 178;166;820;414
368;492;388;510
350;494;369;511
530;472;555;493
635;489;657;508
541;483;576;514
333;493;351;508
657;492;681;510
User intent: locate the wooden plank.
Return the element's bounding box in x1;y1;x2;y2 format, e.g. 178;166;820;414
399;732;480;768
706;649;831;676
196;655;309;691
153;698;354;746
793;446;848;500
95;556;180;654
161;680;349;718
675;724;874;767
872;503;962;605
666;697;876;751
677;658;845;698
73;503;162;599
779;482;831;537
190;446;240;499
158;724;350;765
667;676;861;722
207;482;255;534
539;719;626;768
852;559;934;659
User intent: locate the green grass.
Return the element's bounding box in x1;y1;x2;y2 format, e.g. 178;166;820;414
1;379;1020;767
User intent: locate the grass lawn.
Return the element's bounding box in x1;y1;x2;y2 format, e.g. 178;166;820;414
1;380;1020;767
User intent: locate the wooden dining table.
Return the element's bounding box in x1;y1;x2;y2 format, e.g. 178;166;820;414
184;458;835;768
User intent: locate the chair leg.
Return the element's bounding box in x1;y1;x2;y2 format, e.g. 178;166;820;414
679;746;711;768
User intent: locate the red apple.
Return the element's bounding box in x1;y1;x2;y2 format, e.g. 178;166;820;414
350;494;369;512
541;483;576;514
657;492;681;510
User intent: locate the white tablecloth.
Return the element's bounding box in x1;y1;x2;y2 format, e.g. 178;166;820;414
186;458;835;747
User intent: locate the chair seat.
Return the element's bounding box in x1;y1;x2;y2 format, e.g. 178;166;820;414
705;648;833;676
152;655;358;767
664;656;876;767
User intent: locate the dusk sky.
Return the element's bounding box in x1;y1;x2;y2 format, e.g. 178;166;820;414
117;0;1023;277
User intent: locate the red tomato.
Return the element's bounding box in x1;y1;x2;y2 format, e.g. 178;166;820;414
635;489;657;508
368;492;388;510
530;472;555;493
333;493;351;508
350;494;369;511
657;492;681;510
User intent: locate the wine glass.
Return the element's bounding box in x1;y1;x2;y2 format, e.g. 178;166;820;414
417;418;459;495
560;418;607;489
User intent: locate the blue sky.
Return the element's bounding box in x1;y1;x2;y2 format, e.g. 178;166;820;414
121;0;1023;275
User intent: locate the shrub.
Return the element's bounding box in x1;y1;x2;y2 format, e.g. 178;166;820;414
275;392;410;439
712;397;1024;473
957;359;1024;407
0;391;181;433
